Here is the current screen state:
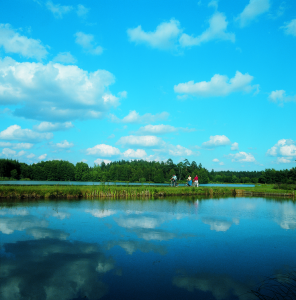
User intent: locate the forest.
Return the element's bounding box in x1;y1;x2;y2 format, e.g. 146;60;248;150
0;158;295;184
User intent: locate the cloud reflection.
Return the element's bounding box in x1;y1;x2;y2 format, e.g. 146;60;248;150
173;272;254;300
202;217;239;232
0;238;115;300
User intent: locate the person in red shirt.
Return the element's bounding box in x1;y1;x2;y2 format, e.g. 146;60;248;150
194;175;198;187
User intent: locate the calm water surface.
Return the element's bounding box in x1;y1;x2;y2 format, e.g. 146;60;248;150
0;197;295;300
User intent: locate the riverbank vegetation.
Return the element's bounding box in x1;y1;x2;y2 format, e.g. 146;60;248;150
1;158;295;185
0;184;294;199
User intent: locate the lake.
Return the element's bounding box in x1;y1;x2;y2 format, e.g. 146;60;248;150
0;180;255;187
0;196;295;300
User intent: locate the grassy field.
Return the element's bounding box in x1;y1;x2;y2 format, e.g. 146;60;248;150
0;184;294;199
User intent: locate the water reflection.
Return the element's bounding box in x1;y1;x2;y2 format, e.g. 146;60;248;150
0;197;296;300
173;272;254;300
202;217;239;232
0;239;115;300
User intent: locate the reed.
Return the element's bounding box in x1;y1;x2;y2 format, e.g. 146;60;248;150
0;184;294;199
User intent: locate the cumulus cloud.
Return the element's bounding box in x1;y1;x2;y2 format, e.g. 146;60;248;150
38;154;47;160
231;142;239;150
267;139;296;157
128;12;234;51
27;153;35;159
0;57;119;122
276;157;292;164
179;12;235;47
228;151;256;162
237;0;270;27
212;158;219;162
75;32;103;55
33;122;74;132
0;142;33;149
117;135;163;148
76;4;89;18
135;124;195;135
0;24;48;60
127;19;182;50
281;19;296;37
167;145;194;156
268;90;296;104
110;110;169;124
86;144;121;157
174;71;258;98
122;149;147;159
46;1;73;18
94;158;111;165
0;125;52;142
56;140;74;149
53;52;77;64
202;135;231;148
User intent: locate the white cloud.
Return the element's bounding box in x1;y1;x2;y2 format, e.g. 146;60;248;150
219;162;224;165
56;140;74;149
268;90;296;104
0;142;33;149
0;125;52;142
276;157;292;164
76;4;89;18
231;142;239;150
122;149;147;159
174;71;258;97
86;144;121;157
38;153;47;160
267;139;296;157
94;158;111;165
118;91;127;98
117;135;163;148
228;152;256;162
281;19;296;37
208;0;218;10
110;110;169;124
27;153;35;159
127;19;182;50
237;0;270;27
202;135;231;148
0;24;48;60
46;1;73;18
136;124;176;134
179;12;235;47
33;122;74;132
53;52;77;64
213;158;219;162
135;124;196;135
1;148;16;157
167;145;194;156
128;12;234;51
75;32;103;55
0;57;119;122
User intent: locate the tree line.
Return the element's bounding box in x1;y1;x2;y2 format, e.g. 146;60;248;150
0;158;295;184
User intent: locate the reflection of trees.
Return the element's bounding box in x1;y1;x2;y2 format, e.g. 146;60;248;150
173;272;254;300
250;270;296;300
0;239;115;300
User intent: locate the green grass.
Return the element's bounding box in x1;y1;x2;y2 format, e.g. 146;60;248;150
0;184;294;199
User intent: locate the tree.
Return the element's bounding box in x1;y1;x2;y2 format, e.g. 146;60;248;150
10;169;18;179
75;162;89;181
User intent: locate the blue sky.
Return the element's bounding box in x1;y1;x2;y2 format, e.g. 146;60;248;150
0;0;295;171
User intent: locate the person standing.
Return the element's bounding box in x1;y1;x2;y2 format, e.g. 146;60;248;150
171;174;177;187
194;175;198;187
187;175;192;187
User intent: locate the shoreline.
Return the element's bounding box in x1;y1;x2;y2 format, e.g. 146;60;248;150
0;185;294;200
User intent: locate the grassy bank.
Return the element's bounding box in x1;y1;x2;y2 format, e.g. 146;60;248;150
0;184;294;199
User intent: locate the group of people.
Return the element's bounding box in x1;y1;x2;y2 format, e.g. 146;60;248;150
170;174;199;187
